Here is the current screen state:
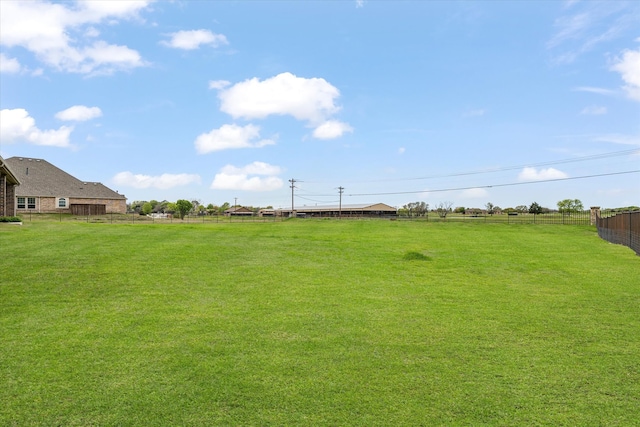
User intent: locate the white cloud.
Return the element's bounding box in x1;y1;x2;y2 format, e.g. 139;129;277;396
209;80;231;90
460;188;489;198
55;105;102;121
84;27;100;38
80;41;145;75
194;123;276;154
356;0;365;8
0;0;151;75
611;48;640;101
220;162;282;176
112;171;201;189
547;2;636;64
573;86;616;95
210;161;284;191
0;53;21;73
312;120;354;139
580;105;607;115
518;167;569;181
0;108;72;147
162;29;228;50
218;72;344;125
593;134;640;146
216;72;353;139
398;147;406;154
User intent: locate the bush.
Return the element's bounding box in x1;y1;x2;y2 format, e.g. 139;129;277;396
0;216;22;222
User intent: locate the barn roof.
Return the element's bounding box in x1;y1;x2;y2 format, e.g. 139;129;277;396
280;203;397;213
224;206;253;213
5;157;125;199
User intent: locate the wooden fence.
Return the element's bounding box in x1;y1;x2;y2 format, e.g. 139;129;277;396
596;211;640;255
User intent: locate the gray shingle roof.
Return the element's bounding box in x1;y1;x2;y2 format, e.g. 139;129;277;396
5;157;125;200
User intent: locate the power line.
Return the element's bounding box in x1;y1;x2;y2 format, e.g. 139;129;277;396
346;170;640;197
289;149;639;197
346;148;640;184
296;195;339;204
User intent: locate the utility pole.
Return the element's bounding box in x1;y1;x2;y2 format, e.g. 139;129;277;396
289;179;297;217
338;186;344;219
234;197;237;208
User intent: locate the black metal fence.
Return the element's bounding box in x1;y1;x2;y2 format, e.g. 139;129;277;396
596;211;640;256
17;211;286;224
397;211;593;225
17;210;598;225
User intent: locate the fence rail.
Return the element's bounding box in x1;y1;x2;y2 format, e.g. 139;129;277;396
16;212;286;224
16;210;599;225
596;210;640;255
397;211;593;225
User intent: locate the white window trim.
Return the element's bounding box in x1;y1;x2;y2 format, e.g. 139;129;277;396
57;197;68;209
17;196;37;210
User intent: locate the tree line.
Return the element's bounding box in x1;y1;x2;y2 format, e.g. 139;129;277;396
399;199;589;217
127;199;273;220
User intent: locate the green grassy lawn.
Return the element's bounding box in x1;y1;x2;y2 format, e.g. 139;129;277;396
1;220;638;426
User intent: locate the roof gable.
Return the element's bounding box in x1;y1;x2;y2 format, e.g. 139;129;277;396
225;206;253;213
0;156;21;185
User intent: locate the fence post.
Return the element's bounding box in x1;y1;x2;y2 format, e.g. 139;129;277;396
590;206;600;226
629;211;633;248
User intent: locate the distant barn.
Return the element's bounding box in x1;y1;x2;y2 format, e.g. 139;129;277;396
277;203;397;218
224;206;254;216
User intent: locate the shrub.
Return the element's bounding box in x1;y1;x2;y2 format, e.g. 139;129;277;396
0;216;22;222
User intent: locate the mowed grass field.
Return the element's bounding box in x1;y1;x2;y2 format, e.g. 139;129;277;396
1;220;638;426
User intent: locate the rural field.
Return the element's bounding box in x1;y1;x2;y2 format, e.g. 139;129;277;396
1;220;638;426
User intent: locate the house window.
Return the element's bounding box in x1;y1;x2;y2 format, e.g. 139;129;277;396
18;197;36;209
57;197;68;208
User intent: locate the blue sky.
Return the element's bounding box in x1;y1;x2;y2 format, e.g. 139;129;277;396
1;0;638;210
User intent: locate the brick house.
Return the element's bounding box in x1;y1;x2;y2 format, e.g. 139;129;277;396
0;155;21;217
4;157;127;215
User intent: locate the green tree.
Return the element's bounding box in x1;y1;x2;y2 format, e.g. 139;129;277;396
485;202;495;215
557;199;584;215
403;201;429;217
529;202;543;214
175;199;193;220
436;201;453;218
142;202;153;215
155;200;169;213
128;200;147;214
218;202;230;215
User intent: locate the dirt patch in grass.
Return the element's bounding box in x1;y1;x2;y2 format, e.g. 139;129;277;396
403;250;431;261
